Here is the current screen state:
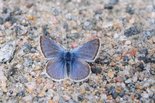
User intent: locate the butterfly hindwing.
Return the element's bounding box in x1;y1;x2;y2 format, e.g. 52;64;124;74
71;39;100;62
40;36;65;59
69;59;91;82
46;59;67;81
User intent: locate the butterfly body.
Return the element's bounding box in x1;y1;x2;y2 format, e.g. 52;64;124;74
40;36;100;82
62;51;74;76
64;51;74;62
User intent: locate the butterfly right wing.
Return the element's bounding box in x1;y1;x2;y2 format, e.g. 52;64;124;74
46;59;67;81
69;59;91;82
71;39;100;62
40;36;65;59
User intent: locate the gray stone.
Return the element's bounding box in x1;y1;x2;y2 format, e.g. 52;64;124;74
0;41;16;63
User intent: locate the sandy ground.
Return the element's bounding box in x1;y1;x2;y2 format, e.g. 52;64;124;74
0;0;155;103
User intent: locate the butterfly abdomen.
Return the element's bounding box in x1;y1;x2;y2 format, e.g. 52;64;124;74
63;52;72;76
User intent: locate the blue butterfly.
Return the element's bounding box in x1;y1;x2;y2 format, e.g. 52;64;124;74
40;36;100;82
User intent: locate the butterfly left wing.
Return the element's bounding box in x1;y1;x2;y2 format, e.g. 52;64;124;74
46;59;67;81
71;39;100;62
69;59;91;82
40;36;65;60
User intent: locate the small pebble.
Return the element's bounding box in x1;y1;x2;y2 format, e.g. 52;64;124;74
104;0;119;10
25;82;36;93
63;22;69;31
0;41;16;63
150;57;155;63
83;20;93;30
108;70;115;78
138;63;145;71
124;26;140;37
2;7;10;14
16;90;25;97
51;7;61;16
127;83;136;92
125;40;131;45
143;29;155;39
123;56;129;62
132;74;138;82
13;7;22;15
104;4;113;10
126;5;135;14
65;13;75;20
71;42;78;48
63;95;71;101
7;67;17;77
4;21;12;28
0;66;7;92
0;17;4;24
91;66;102;74
125;79;132;84
139;48;148;56
0;91;3;97
78;95;84;101
115;76;123;82
23;58;33;68
4;14;17;24
152;36;155;43
108;86;118;99
142;92;149;98
109;0;119;5
95;9;103;15
23;95;33;102
138;56;151;63
97;56;111;65
119;90;125;97
101;94;107;100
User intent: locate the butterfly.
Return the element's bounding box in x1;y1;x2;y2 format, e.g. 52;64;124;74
40;35;100;82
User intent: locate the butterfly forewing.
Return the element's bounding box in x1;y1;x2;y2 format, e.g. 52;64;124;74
40;36;65;59
69;59;91;82
71;39;100;62
46;59;67;81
